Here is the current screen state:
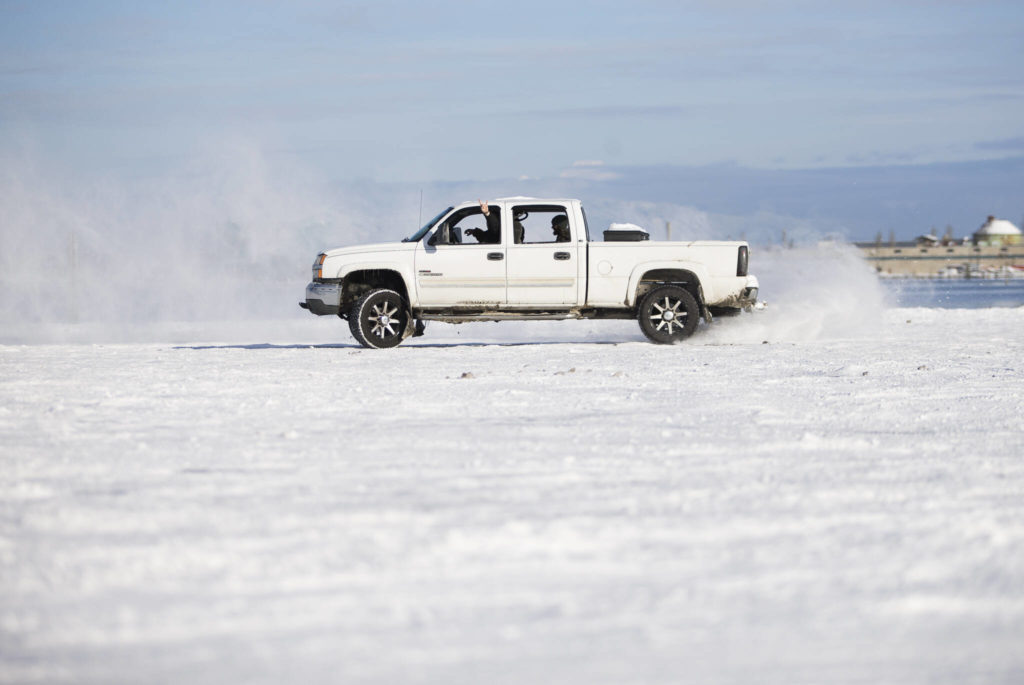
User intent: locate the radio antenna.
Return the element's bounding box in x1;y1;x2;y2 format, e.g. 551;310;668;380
418;190;423;226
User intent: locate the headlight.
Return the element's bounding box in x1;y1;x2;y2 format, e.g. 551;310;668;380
312;253;326;280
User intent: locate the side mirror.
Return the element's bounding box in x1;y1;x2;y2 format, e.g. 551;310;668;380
431;222;450;246
433;223;463;246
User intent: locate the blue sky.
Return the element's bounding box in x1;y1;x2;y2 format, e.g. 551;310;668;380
3;0;1022;181
1;1;1023;245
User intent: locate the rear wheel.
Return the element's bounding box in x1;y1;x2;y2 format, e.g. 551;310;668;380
349;288;409;349
637;285;699;344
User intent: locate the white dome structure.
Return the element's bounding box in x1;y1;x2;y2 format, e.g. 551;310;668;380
973;216;1022;246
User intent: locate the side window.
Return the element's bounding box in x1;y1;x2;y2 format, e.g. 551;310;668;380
430;206;501;246
511;205;571;244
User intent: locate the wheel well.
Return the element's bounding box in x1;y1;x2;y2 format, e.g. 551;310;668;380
635;269;703;307
341;270;409;313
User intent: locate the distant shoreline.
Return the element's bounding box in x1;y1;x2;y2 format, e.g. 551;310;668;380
877;272;1024;281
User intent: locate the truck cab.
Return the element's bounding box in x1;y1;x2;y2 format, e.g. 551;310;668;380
413;199;588;308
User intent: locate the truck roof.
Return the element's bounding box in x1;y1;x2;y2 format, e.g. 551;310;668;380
471;197;580;204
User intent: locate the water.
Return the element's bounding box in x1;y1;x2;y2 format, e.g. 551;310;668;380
882;278;1024;308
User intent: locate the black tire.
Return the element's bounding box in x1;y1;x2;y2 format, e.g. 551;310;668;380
348;289;410;349
637;285;699;344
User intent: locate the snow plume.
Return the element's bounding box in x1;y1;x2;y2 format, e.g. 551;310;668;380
1;147;885;344
578;200;888;343
0;142;419;339
582;199;888;343
700;242;889;344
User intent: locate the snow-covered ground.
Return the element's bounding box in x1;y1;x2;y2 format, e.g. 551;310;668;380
3;303;1023;684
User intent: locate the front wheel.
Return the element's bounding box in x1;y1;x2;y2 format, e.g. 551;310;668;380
637;285;699;344
349;289;410;349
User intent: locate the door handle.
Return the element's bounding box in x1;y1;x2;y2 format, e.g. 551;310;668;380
487;252;504;261
554;252;571;260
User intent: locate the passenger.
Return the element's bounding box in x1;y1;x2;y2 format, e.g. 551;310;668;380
551;215;570;242
513;210;527;244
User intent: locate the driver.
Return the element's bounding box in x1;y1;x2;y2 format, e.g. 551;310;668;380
551;215;570;242
465;199;501;244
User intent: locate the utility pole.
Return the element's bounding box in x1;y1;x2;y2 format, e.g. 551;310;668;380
666;221;671;241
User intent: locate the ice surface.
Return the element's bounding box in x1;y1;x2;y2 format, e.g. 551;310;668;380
2;307;1023;684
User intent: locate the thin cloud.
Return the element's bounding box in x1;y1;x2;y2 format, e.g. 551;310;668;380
560;162;621;181
974;136;1024;152
844;150;922;165
521;105;690;119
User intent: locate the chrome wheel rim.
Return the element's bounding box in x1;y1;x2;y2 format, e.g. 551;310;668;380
369;300;401;338
649;296;688;335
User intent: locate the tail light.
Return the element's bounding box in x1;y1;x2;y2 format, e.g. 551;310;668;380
737;246;748;277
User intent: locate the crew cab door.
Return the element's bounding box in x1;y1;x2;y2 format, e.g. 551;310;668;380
505;203;580;305
414;204;507;306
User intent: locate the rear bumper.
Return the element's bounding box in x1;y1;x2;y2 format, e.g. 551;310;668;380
301;282;342;316
731;275;759;307
742;275;759;304
707;275;760;315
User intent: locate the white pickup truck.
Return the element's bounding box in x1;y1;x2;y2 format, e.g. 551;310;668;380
301;198;759;348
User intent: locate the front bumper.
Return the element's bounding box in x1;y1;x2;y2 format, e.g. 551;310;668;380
300;282;342;316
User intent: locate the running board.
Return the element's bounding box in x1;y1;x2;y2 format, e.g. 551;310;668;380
419;310;583;323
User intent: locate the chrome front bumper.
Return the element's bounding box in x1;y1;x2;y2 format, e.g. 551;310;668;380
300;282;342;316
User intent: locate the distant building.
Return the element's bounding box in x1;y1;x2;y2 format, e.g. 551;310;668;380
973;216;1022;246
855;215;1024;277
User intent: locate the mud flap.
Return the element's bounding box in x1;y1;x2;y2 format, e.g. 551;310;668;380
402;316;426;340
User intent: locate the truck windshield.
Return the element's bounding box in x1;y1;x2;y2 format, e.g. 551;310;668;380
403;207;453;242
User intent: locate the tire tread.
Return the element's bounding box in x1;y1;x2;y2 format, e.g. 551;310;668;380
349;288;407;349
